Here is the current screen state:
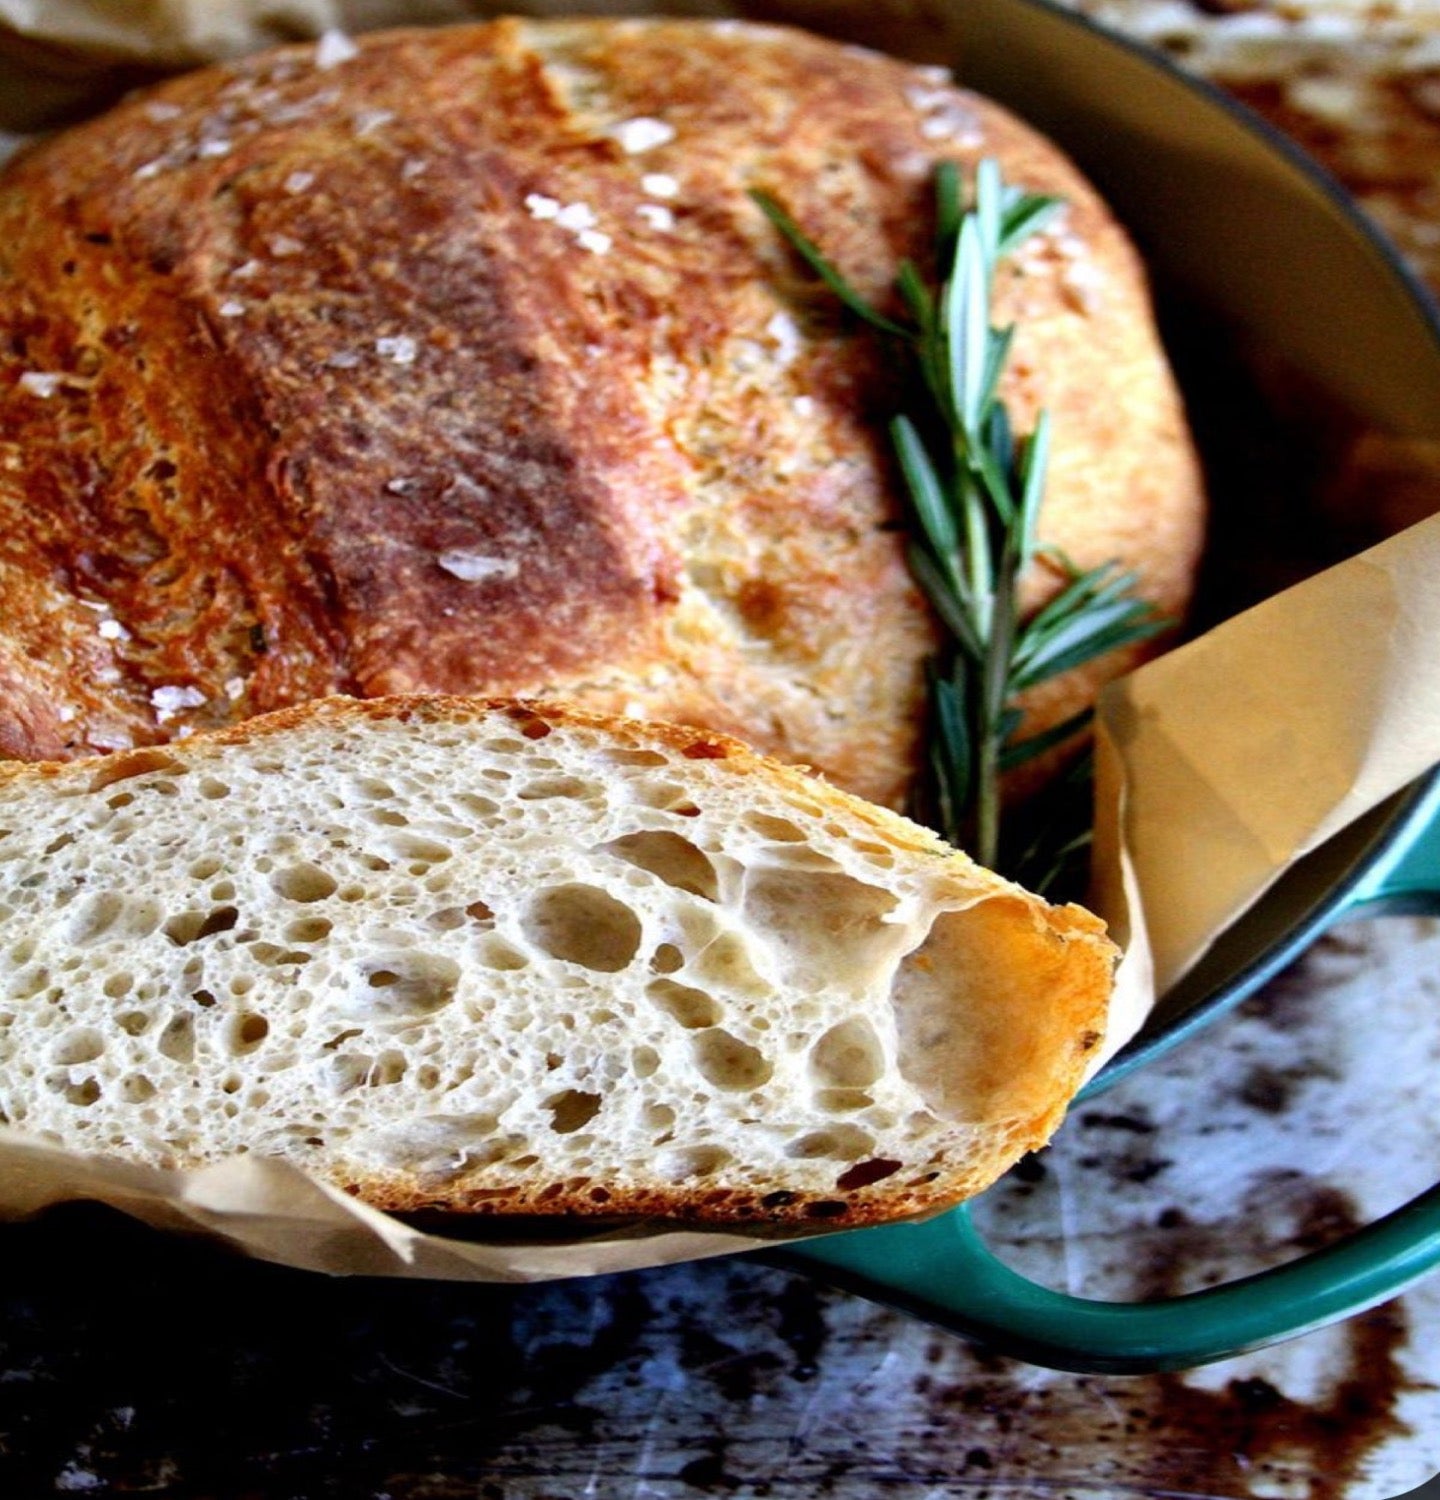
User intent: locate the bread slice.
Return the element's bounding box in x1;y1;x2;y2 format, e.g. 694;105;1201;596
0;696;1113;1228
0;17;1204;807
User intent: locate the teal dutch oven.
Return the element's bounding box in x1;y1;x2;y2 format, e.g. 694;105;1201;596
773;0;1440;1374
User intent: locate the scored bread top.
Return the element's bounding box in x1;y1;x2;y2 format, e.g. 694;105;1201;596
0;17;1204;806
0;696;1115;1227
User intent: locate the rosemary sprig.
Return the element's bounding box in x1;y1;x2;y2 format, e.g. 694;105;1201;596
753;160;1168;893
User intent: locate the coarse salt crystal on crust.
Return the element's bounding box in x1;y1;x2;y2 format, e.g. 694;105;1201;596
376;336;418;365
554;202;598;231
765;310;802;365
85;728;132;751
315;30;359;70
17;372;65;397
150;685;206;722
637;203;675;232
354;109;395;137
437;551;521;582
610;117;675;154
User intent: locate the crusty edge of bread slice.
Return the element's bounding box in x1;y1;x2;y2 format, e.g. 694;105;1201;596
0;695;1116;1229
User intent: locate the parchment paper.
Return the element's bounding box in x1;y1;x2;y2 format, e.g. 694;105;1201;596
1;1;1437;1282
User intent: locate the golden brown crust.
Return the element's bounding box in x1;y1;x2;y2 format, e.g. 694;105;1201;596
0;18;1204;805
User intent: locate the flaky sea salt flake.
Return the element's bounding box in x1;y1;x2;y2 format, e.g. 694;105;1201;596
437;551;520;583
87;729;133;751
919;109;980;144
315;30;360;70
554;202;597;232
376;335;418;365
284;170;316;194
610;117;675;154
151;685;206;723
637;204;675;232
641;173;679;199
576;228;612;255
765;310;803;365
218;300;246;318
904;86;952;112
18;372;66;397
354;109;395;137
525;193;561;220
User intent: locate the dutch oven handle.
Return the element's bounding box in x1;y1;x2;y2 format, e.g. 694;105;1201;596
776;810;1440;1375
783;1183;1440;1375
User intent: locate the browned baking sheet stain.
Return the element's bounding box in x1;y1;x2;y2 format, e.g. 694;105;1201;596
1136;1191;1414;1500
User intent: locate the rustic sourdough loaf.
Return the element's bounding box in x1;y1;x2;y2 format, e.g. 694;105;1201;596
0;17;1204;806
0;696;1114;1226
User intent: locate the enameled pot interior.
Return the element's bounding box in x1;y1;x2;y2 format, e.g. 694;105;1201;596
952;0;1440;1064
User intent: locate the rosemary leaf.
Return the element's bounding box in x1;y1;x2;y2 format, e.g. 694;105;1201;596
906;545;986;662
934;160;963;256
892;415;959;563
897;260;936;328
997;193;1065;257
1013;611;1168;690
756;160;1168;890
975;157;1004;272
748;191;908;337
1000;705;1096;771
1016;412;1050;570
978;322;1017;422
947;219;990;434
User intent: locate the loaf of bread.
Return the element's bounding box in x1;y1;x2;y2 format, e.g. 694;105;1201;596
0;17;1204;807
0;696;1114;1226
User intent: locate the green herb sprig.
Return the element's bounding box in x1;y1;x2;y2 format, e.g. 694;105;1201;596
753;160;1167;893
